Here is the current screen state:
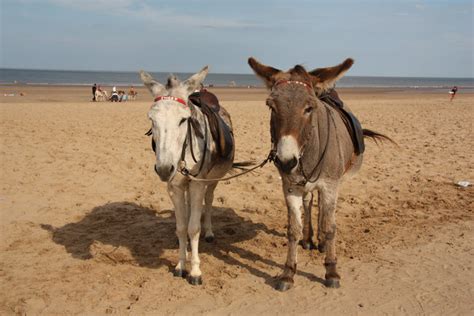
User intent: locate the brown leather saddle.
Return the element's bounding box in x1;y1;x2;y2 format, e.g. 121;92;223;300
319;89;365;155
189;90;234;160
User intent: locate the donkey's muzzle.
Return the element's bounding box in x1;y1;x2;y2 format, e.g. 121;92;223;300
155;164;175;181
275;156;298;174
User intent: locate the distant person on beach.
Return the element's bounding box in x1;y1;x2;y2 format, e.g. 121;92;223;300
112;86;117;93
129;86;137;100
118;90;127;102
92;83;97;101
449;86;458;101
110;90;119;102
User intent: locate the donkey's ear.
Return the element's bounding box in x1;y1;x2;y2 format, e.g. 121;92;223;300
140;70;166;97
183;66;209;94
309;58;354;94
248;57;281;89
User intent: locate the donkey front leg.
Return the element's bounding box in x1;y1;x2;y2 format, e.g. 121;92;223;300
300;191;316;250
168;182;188;278
202;182;218;243
187;181;206;285
319;183;341;288
277;187;304;291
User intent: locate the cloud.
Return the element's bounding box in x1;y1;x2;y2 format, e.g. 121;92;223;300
49;0;135;11
46;0;262;30
415;4;425;10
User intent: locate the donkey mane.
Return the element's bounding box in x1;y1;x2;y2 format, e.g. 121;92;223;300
264;64;314;90
290;64;308;76
166;75;179;89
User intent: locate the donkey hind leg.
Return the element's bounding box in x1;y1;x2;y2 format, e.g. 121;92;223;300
202;182;218;243
187;181;207;285
168;183;188;278
277;189;304;292
320;183;341;288
317;191;326;253
300;191;316;250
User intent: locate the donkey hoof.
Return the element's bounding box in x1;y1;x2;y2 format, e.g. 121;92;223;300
276;279;293;292
300;240;316;250
325;278;340;288
173;269;187;278
204;235;215;243
317;243;326;253
187;275;203;286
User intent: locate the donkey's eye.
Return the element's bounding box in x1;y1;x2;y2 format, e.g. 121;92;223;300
304;107;313;114
179;118;187;126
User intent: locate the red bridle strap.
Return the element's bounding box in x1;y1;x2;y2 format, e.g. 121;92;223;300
154;96;187;106
272;80;313;92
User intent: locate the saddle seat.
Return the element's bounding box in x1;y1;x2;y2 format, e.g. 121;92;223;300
319;89;365;155
188;90;234;160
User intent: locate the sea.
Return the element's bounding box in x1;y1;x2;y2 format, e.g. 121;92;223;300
1;68;473;89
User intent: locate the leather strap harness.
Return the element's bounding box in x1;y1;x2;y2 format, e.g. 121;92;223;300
145;83;364;184
146;93;274;182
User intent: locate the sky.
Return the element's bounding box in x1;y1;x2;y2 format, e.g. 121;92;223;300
1;0;473;77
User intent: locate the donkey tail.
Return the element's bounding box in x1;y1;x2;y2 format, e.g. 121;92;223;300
363;129;397;145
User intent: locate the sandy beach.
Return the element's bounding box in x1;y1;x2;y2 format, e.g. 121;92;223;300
0;85;473;315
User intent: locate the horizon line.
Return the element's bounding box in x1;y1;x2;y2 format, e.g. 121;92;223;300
1;66;473;80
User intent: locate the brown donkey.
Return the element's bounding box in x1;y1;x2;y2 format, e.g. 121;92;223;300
248;57;392;291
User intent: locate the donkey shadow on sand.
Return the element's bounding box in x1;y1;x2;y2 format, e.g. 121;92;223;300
41;201;325;287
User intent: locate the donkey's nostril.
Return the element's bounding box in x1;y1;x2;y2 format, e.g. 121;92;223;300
278;156;298;174
287;157;298;169
154;164;172;181
169;165;175;174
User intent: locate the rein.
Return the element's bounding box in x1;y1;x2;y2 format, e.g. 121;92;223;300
178;116;209;177
178;101;275;182
180;150;276;183
178;120;275;182
296;108;332;186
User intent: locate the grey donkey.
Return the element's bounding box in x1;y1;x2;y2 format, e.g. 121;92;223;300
248;57;393;291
